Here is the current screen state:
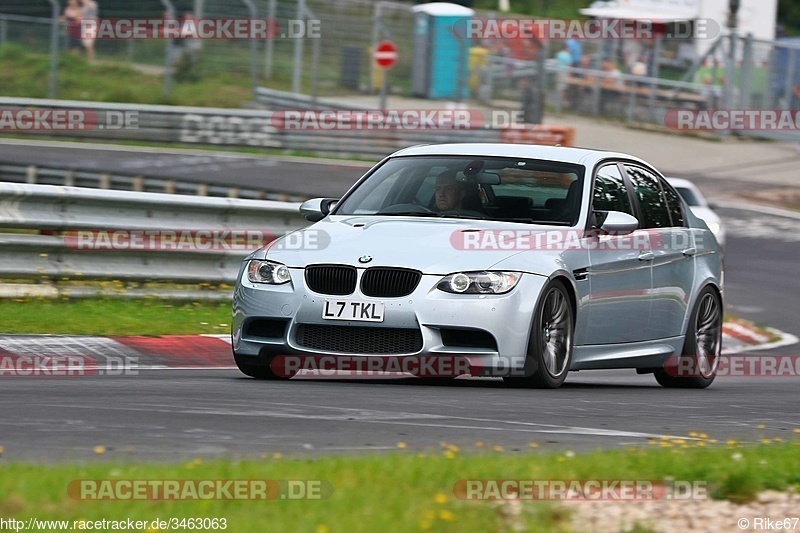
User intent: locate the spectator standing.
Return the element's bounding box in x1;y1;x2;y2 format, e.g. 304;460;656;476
80;0;98;62
181;12;203;61
631;56;648;88
601;59;623;88
60;0;82;54
556;44;572;69
566;39;582;67
700;75;721;109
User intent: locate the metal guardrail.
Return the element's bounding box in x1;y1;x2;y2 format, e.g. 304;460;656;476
550;66;710;123
0;182;307;285
0;95;573;160
254;87;371;111
0;162;307;201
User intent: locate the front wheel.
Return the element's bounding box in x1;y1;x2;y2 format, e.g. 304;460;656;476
654;287;722;389
504;280;574;389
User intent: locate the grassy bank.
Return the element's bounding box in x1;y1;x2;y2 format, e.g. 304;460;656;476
0;44;252;107
0;298;231;335
0;442;798;532
0;297;759;338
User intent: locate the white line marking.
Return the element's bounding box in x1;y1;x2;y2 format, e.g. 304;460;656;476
361;419;688;439
715;200;800;220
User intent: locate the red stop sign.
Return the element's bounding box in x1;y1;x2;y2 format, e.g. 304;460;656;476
374;40;398;69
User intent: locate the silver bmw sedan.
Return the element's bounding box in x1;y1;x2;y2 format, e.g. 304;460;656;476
232;144;723;389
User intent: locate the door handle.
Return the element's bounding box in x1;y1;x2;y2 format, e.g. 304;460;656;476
682;247;697;257
638;251;655;261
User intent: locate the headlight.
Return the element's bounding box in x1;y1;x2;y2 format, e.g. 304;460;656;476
247;260;291;284
437;271;521;294
707;222;721;236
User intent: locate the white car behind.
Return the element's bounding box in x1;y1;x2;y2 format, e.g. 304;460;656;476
667;177;726;247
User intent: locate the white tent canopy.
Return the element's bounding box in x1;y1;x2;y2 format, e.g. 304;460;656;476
411;2;475;17
580;4;699;23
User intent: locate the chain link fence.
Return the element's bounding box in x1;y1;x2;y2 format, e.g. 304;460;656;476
1;1;798;141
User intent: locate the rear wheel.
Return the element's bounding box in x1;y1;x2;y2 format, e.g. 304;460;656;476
233;352;292;380
654;287;721;389
504;280;574;389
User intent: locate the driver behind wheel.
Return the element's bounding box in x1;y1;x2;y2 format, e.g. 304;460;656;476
434;170;466;212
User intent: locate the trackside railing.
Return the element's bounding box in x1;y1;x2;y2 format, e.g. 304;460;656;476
0;182;307;286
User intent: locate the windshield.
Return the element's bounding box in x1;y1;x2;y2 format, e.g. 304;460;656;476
334;156;585;226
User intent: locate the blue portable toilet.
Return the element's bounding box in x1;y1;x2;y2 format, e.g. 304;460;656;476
411;2;474;99
771;38;800;109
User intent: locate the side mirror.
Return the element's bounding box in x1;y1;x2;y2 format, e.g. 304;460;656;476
597;211;639;236
707;200;719;210
300;198;338;222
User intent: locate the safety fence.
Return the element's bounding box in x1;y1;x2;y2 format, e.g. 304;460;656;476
0;96;577;159
0;182;306;286
0;161;306;201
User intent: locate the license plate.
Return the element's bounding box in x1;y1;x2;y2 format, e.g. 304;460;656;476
323;300;385;322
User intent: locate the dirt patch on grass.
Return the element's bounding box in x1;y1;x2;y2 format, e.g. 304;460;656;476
566;490;800;532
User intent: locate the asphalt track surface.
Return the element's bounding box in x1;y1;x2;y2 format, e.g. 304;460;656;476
0;206;798;461
0;139;793;199
0;142;371;198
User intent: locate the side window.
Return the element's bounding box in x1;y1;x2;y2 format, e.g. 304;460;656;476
592;164;633;216
660;179;686;227
624;165;671;229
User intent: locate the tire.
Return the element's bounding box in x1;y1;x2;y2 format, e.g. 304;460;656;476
504;279;574;389
654;287;721;389
233;352;292;380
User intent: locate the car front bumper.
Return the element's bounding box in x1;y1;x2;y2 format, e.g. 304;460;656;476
231;263;549;376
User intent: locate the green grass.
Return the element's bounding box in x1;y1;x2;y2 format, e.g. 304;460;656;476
0;442;798;532
0;38;372;108
0;44;252;107
0;298;231;336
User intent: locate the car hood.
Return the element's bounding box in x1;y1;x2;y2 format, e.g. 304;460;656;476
253;215;570;275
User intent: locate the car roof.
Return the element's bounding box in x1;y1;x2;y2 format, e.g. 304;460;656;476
390;143;650;167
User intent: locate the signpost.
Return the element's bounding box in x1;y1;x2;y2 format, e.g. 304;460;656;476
374;40;397;110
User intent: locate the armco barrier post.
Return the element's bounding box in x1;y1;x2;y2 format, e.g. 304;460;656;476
47;0;60;99
159;0;176;98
